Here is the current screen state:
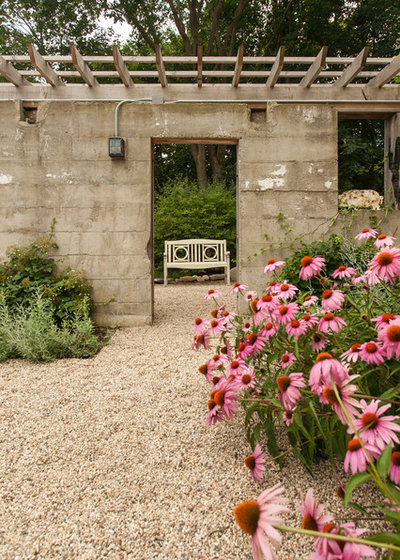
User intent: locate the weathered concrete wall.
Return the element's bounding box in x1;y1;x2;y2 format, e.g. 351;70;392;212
0;100;340;325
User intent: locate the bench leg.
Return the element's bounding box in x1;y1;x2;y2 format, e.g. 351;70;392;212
163;254;168;286
226;253;230;285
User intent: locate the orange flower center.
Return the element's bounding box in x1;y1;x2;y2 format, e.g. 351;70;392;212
279;306;288;316
195;317;203;325
304;295;311;301
302;514;318;531
244;455;256;470
265;322;274;331
387;326;400;343
392;451;400;466
361;228;370;233
282;355;290;363
336;486;345;499
212;354;219;362
208;289;215;295
212;376;220;385
354;273;361;278
377;234;387;240
348;439;362;452
198;335;205;344
214;390;225;406
208;399;216;410
382;313;394;323
231;360;240;369
316;352;333;362
221;346;227;354
233;500;260;535
276;376;291;392
280;284;289;291
323;313;334;321
291;320;300;328
322;289;332;299
238;343;245;352
322;387;339;405
262;295;273;302
377;252;393;266
233;282;240;288
313;333;323;342
338;266;346;271
198;364;207;375
365;342;377;353
285;410;293;419
210;309;218;318
301;256;313;267
323;523;336;533
247;333;258;345
351;343;361;352
361;412;379;429
250;299;259;313
242;374;251;385
211;320;218;328
267;259;276;265
303;314;311;321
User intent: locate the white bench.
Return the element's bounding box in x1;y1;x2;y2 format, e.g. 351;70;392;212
163;239;230;286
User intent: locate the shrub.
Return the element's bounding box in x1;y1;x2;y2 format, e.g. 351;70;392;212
154;178;236;277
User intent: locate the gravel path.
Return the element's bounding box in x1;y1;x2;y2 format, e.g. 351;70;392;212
0;284;370;559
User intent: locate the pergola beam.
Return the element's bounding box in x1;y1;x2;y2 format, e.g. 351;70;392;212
113;45;133;87
299;46;328;88
197;45;203;87
0;55;29;86
367;53;400;88
28;44;64;87
71;44;98;87
155;45;168;87
335;47;369;87
266;46;285;87
232;45;244;87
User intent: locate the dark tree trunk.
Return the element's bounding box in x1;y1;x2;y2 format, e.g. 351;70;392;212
191;144;208;187
208;144;226;183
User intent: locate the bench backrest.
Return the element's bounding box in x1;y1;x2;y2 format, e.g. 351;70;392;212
165;239;227;265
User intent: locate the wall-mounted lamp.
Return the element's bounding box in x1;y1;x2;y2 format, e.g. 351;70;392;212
108;136;125;158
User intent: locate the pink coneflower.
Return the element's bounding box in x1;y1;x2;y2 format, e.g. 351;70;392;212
265;281;279;293
351;399;400;450
198;362;215;383
244;290;258;302
320;375;361;425
309;352;349;396
242;319;252;332
341;343;362;363
332;265;356;279
237;369;256;391
243;331;268;356
283;408;295;426
276;372;305;409
230;281;249;293
263;259;285;274
378;319;400;360
344;438;380;474
226;358;246;377
259;294;279;311
302;295;319;307
365;267;381;285
191;332;211;350
233;484;289;560
298;489;333;533
220;340;233;361
263;322;276;339
205;399;224;425
286;319;307;338
310;332;328;352
389;451;400;485
251;300;267;326
351;273;366;285
209;318;225;336
320;289;345;311
244;444;266;483
277;282;298;300
355;228;378;240
301;313;318;329
372;312;399;330
368;247;400;283
213;379;239;420
192;317;210;334
318;312;347;333
313;522;377;559
374;233;395;248
204;288;221;300
299;255;325;281
280;352;295;369
359;341;385;365
207;353;227;369
275;302;299;325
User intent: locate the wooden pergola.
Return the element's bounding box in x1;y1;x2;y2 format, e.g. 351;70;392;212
1;45;400;110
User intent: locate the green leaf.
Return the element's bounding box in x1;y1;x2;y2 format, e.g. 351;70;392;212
376;444;393;480
348;502;369;516
344;472;373;506
291;446;313;475
378;508;400;527
264;415;281;461
368;532;400;547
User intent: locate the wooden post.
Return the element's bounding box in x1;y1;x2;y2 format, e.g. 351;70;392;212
384;113;400;209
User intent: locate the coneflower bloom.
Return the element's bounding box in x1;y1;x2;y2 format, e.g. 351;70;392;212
310;332;328;352
309;352;349;396
263;259;285;274
207;353;227;369
313;522;377;559
244;444;266;483
230;281;249;293
233;484;289;560
302;295;319;307
298;489;333;533
237;369;256;391
243;331;268;356
213;378;239;420
374;233;395;248
276;372;305;409
318;312;347;333
205;400;224;425
265;281;279;293
300;313;318;329
192;317;210;334
263;322;276;339
209;318;225;336
351;399;400;450
244;290;258;302
344;438;380;474
341;343;362;363
226;358;246;377
368;247;400;283
389;451;400;485
191;332;211;350
258;293;279;311
277;282;298;300
355;228;378;240
365;267;381;285
378;318;400;360
359;341;385;365
299;255;325;281
275;302;299;325
198;362;215;383
280;352;295;369
320;289;345;312
320;375;361;425
283;408;295;426
242;319;253;332
204;288;221;300
331;265;356;279
286;319;307;338
220;340;232;361
351;273;366;285
372;312;399;330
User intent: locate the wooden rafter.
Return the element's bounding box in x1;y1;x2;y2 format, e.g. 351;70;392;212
71;45;98;87
299;46;328;88
367;53;400;88
335;47;369;87
266;46;285;87
232;45;244;87
113;45;133;87
28;44;64;87
0;55;29;86
197;45;203;88
155;45;168;87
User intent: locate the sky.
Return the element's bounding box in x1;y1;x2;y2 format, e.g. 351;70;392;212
98;16;132;41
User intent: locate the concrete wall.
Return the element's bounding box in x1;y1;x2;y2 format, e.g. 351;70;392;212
1;99;391;326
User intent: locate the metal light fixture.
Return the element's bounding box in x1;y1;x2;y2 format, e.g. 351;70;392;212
108;136;125;158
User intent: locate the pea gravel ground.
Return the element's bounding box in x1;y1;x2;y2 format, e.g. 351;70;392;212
0;283;376;559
